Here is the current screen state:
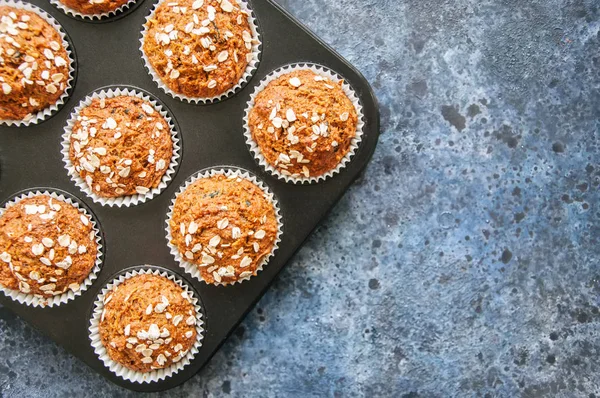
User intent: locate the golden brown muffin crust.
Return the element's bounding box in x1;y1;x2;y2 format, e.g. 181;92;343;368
169;174;278;284
248;69;358;179
143;0;255;98
68;95;174;198
0;195;98;297
0;6;70;121
99;274;198;373
58;0;130;16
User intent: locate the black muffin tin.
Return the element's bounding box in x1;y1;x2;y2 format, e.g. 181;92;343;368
0;0;379;392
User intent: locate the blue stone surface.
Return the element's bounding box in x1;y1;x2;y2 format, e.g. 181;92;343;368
1;0;600;397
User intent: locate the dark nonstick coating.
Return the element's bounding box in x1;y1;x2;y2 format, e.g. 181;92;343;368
0;0;380;392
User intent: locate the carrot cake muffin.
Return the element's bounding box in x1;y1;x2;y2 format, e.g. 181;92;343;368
142;0;256;98
57;0;129;16
169;173;278;284
98;273;198;373
68;95;173;198
0;194;98;297
0;5;70;121
248;69;359;179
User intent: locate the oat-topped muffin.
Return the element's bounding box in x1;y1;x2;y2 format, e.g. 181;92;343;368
142;0;256;98
248;69;359;179
0;194;98;297
57;0;129;16
0;5;70;121
169;173;278;284
99;273;198;373
68;95;173;198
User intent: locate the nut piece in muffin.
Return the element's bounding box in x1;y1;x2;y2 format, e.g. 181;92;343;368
142;0;256;98
68;95;174;198
0;194;98;298
248;69;359;179
99;273;198;373
169;174;278;284
0;6;70;121
58;0;130;16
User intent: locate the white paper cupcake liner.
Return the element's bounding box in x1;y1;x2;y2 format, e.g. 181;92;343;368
0;1;76;127
140;0;261;104
0;190;103;307
61;87;181;207
88;267;204;384
165;167;283;286
49;0;138;20
243;63;365;184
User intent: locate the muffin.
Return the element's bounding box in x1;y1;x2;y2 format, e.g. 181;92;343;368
0;5;71;122
168;171;280;285
247;68;359;181
142;0;258;100
98;273;199;373
0;194;98;298
56;0;130;16
67;94;174;199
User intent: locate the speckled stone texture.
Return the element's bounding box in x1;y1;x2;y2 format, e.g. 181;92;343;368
1;1;599;397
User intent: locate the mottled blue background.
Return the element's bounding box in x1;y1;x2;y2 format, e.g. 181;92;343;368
1;0;600;397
